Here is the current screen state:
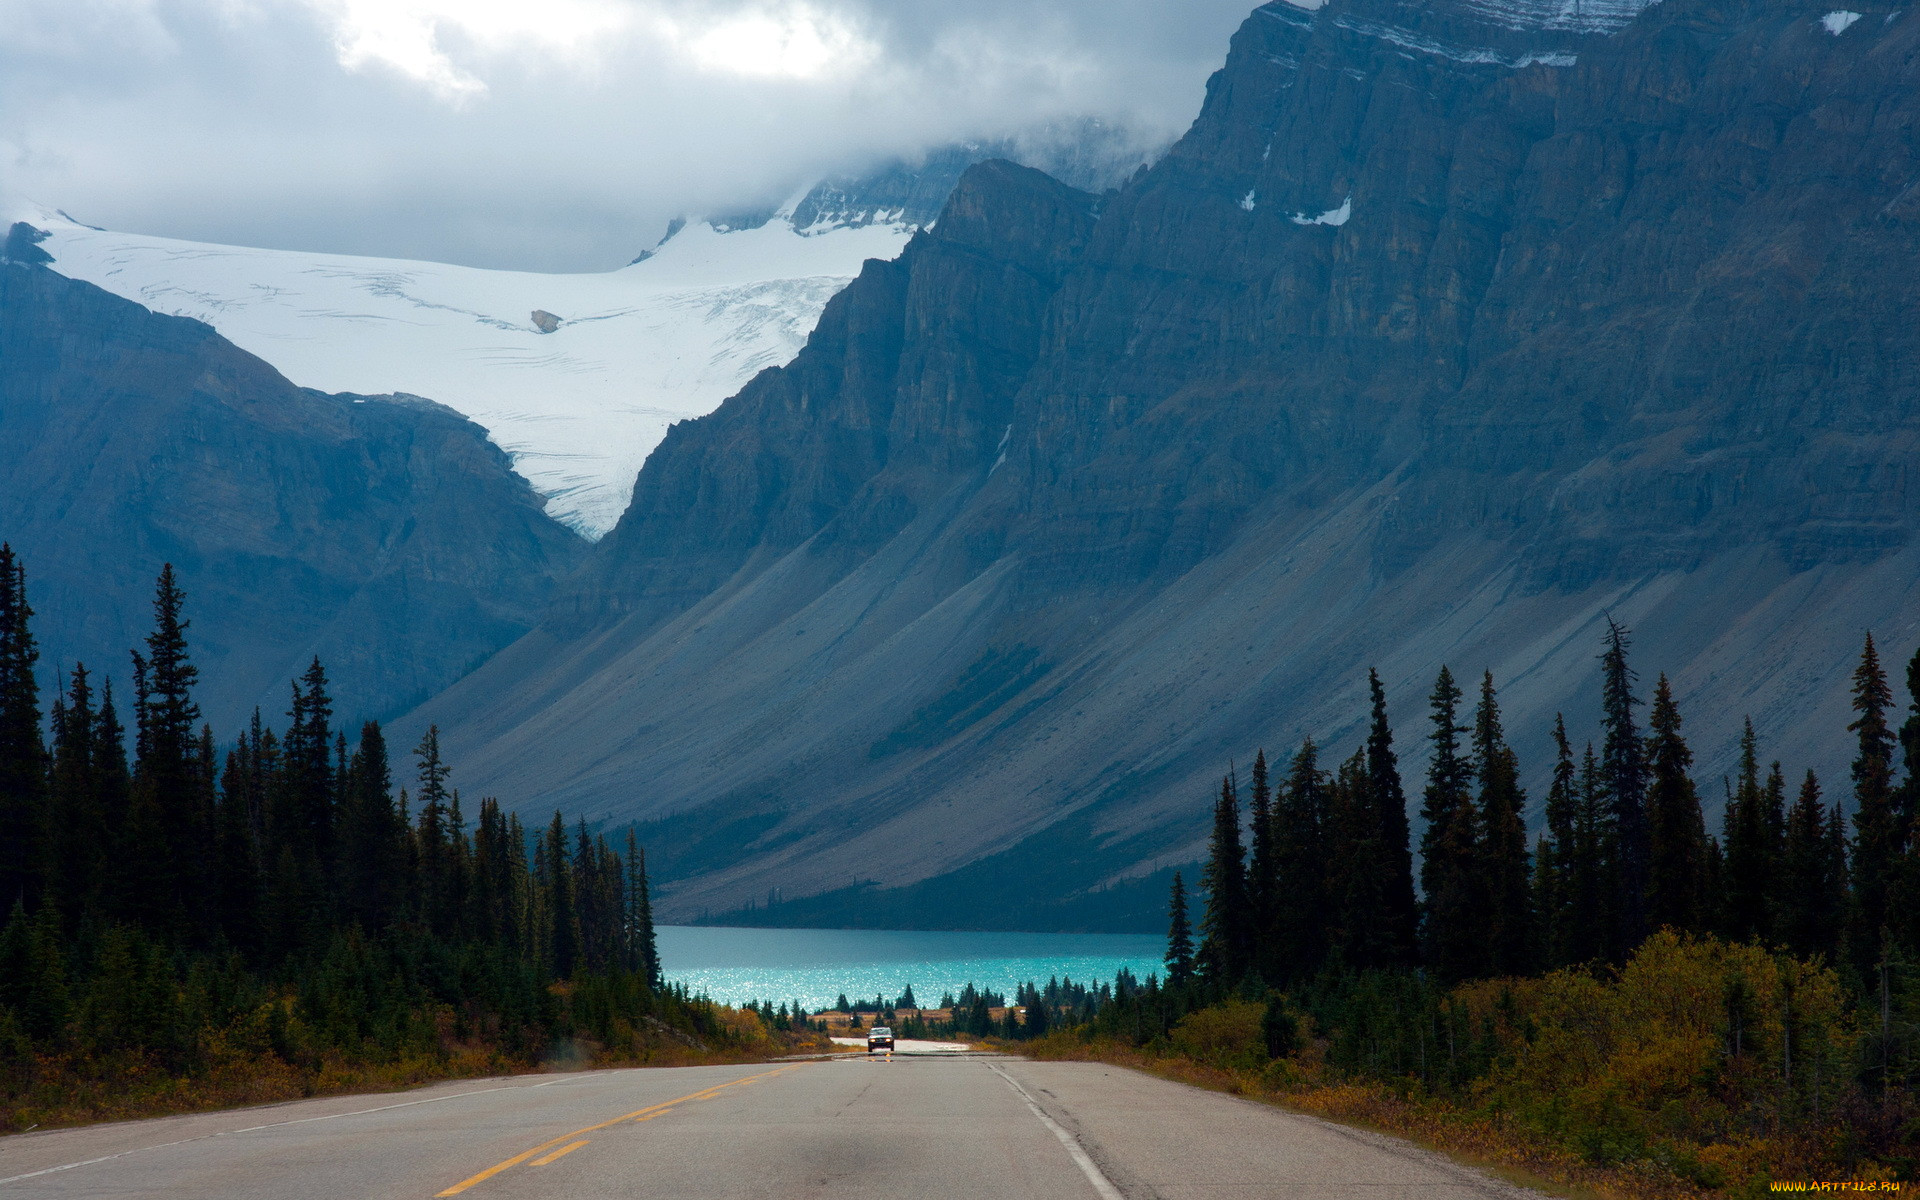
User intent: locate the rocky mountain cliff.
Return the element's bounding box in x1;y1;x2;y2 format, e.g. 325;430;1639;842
1;250;586;729
415;0;1920;929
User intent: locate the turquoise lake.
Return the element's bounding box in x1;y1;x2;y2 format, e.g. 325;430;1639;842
656;926;1165;1010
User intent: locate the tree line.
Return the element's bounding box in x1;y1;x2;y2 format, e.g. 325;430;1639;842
0;547;720;1120
1165;620;1913;993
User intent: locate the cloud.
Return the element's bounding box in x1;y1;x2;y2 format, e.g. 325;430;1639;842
0;0;1257;270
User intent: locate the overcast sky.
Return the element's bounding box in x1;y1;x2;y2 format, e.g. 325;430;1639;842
2;0;1259;271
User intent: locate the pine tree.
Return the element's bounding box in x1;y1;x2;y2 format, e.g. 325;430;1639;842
542;812;578;978
1197;775;1252;983
1473;672;1531;975
46;665;103;917
1848;633;1898;976
1329;746;1394;970
1644;675;1709;935
628;837;659;987
1366;669;1419;966
1420;666;1482;981
1270;742;1328;983
413;726;455;936
1535;716;1579;967
1599;618;1649;955
1780;770;1845;964
1245;750;1277;979
1164;872;1195;986
1720;720;1780;944
0;545;47;911
125;566;206;939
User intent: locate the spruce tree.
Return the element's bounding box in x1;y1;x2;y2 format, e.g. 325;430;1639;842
1535;716;1579;968
125;566;205;939
1599;618;1649;955
542;812;577;978
1473;671;1531;975
414;726;454;936
1419;666;1482;981
1245;750;1277;979
46;666;100;916
1847;633;1898;976
1720;720;1780;944
0;545;47;911
1780;770;1845;964
1197;775;1252;983
1643;675;1709;935
1366;669;1419;965
630;838;659;987
1329;746;1393;970
1271;742;1328;983
1164;872;1195;986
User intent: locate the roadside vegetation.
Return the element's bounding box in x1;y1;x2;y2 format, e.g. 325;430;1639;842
1023;626;1919;1196
0;549;823;1132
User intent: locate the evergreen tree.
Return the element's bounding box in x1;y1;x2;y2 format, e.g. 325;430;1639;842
542;812;578;978
1534;716;1582;967
1197;775;1252;983
46;666;101;917
0;546;46;911
1271;742;1328;983
1720;720;1781;944
125;566;206;939
1164;872;1195;986
1779;770;1845;964
624;830;659;985
1847;633;1898;976
414;727;455;936
1245;750;1278;979
1599;618;1649;955
1419;666;1481;981
1366;669;1419;966
1329;746;1395;970
1473;672;1531;975
1643;675;1709;935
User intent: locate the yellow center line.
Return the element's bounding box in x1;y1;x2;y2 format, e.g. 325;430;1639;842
435;1065;797;1196
529;1140;589;1167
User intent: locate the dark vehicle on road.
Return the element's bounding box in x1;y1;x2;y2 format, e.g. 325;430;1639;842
867;1026;894;1053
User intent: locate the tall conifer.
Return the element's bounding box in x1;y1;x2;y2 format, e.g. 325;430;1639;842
1473;672;1531;975
1780;770;1845;963
1366;669;1419;965
1245;750;1277;979
1164;872;1195;986
1599;618;1649;955
1419;666;1481;981
1846;634;1897;976
1197;775;1252;983
0;546;46;911
1270;742;1328;982
1644;675;1709;935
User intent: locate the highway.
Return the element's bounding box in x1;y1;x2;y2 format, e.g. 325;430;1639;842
0;1046;1544;1198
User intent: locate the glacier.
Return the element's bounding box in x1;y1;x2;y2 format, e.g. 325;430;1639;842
10;205;914;538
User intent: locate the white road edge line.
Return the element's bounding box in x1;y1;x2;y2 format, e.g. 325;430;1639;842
986;1062;1125;1200
0;1082;535;1185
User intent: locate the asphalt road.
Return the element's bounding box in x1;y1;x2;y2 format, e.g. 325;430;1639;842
0;1050;1545;1199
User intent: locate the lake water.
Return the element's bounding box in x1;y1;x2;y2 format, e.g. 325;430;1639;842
657;926;1165;1010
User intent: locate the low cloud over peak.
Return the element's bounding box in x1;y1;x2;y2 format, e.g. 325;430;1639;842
3;0;1254;271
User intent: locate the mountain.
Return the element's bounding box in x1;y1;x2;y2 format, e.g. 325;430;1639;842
0;242;586;729
11;125;1158;539
419;0;1920;931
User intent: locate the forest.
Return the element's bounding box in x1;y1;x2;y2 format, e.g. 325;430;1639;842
1027;623;1920;1192
0;547;789;1129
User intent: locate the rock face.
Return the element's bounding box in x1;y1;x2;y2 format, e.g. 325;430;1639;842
1;258;586;729
415;0;1920;929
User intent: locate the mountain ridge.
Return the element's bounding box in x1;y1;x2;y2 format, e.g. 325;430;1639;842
411;0;1920;929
